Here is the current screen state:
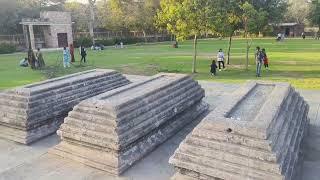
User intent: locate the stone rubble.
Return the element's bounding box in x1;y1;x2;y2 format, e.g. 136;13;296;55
0;69;130;144
170;82;309;180
49;73;209;176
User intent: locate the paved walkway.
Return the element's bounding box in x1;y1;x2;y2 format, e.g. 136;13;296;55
0;78;319;180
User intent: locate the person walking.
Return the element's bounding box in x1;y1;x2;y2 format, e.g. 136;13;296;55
262;48;269;70
36;48;45;68
217;49;225;71
69;44;75;63
210;59;217;76
80;45;87;63
63;47;71;68
302;32;306;39
255;46;264;77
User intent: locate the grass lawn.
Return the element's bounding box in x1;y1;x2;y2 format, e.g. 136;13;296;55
0;38;319;90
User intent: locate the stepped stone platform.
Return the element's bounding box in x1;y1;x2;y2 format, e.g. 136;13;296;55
0;69;130;144
49;73;209;176
170;82;310;180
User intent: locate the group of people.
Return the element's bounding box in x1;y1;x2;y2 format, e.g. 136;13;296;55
20;44;88;69
62;44;87;68
255;46;269;77
20;48;45;69
210;49;226;76
210;47;269;77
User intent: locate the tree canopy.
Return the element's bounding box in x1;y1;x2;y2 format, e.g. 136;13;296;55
309;0;320;29
156;0;218;73
285;0;310;24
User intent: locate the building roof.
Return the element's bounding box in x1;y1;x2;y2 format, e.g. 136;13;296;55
19;18;71;26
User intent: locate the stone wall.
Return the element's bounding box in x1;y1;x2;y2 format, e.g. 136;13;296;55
40;11;73;48
50;73;209;175
170;81;309;180
0;69;130;144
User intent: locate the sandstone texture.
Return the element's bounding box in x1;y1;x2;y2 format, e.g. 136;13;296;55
170;82;309;180
50;73;208;176
0;69;130;144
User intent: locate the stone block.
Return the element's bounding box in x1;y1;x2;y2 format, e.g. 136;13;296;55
169;81;309;180
49;73;208;175
0;69;130;144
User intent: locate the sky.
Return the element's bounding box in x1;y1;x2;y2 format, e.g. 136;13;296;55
66;0;88;3
66;0;106;3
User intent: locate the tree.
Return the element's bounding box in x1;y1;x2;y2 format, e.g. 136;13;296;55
240;2;268;70
132;0;160;42
212;0;242;65
309;0;320;38
64;2;90;32
98;0;130;31
88;0;97;44
250;0;287;24
156;0;215;73
285;0;310;24
0;0;19;34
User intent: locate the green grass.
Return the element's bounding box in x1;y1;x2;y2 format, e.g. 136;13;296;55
1;38;320;90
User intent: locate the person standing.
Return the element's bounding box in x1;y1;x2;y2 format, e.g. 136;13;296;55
69;44;75;63
217;49;225;71
36;48;45;68
255;46;264;77
262;48;269;70
210;59;217;76
80;45;87;63
277;33;282;41
63;47;71;68
302;32;306;39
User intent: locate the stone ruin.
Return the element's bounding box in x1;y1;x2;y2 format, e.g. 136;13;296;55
170;82;309;180
0;69;130;144
49;73;209;175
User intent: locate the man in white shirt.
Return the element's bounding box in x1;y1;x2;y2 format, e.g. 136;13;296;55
217;49;225;71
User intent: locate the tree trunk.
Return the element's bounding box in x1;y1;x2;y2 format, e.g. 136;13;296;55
227;31;234;65
142;30;147;43
192;34;198;73
244;20;249;70
246;36;249;70
89;2;95;45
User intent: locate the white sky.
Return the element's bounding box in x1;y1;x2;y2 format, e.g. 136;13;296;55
66;0;104;3
66;0;88;3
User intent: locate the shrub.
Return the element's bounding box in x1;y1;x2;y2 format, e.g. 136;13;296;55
74;36;93;48
0;43;16;54
95;36;172;46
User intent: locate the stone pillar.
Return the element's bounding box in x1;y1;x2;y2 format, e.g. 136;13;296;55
22;25;29;49
28;25;35;49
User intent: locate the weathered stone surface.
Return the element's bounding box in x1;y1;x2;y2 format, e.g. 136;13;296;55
49;73;208;176
169;81;309;180
0;69;130;144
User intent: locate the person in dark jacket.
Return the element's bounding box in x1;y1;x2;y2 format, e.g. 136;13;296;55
210;60;218;76
80;45;87;63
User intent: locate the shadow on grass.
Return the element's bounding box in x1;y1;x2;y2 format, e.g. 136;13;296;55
39;62;96;79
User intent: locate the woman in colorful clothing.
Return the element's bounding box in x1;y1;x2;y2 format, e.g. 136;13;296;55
63;47;71;68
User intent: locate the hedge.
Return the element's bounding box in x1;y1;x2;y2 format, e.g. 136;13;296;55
74;36;172;48
0;43;16;54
